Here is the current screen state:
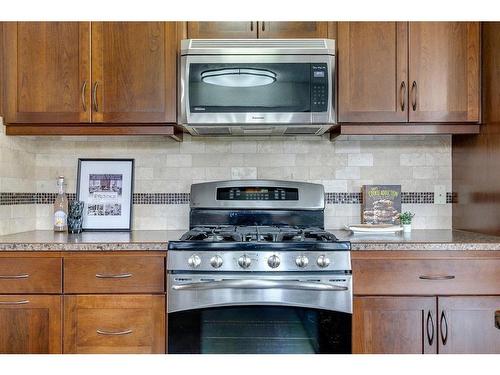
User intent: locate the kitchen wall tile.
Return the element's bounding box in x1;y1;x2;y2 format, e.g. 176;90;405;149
0;114;453;234
231;167;257;179
348;153;374;167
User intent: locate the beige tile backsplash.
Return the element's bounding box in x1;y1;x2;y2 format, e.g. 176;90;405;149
0;118;452;235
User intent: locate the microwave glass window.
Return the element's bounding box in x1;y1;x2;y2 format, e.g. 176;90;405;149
188;63;328;113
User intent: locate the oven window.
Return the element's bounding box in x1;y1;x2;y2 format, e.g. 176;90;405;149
188;63;326;113
168;306;351;354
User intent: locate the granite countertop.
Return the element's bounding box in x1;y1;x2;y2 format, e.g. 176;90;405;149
0;229;499;251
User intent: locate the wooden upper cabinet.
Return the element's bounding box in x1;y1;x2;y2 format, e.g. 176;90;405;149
338;22;408;122
187;22;328;39
3;22;90;124
258;22;328;38
438;297;500;354
187;22;257;39
353;296;437;354
0;295;62;354
409;22;480;122
91;22;177;123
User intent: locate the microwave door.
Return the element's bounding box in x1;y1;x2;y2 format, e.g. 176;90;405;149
180;54;334;126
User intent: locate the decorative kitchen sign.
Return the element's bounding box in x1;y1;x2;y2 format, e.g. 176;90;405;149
361;185;401;224
77;159;134;231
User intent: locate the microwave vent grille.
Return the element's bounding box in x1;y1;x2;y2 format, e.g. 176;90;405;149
182;39;335;55
284;127;322;135
192;127;231;136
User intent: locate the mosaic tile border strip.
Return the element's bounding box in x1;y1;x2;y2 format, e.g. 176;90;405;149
1;192;453;205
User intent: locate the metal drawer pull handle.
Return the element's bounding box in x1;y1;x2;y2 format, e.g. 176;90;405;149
426;310;435;346
96;329;133;336
440;311;448;345
172;279;348;291
419;275;455;280
495;311;499;329
0;300;30;305
0;274;29;279
95;273;133;279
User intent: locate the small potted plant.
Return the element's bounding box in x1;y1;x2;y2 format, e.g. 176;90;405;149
399;211;415;233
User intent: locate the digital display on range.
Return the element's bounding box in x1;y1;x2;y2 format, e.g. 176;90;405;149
217;187;299;201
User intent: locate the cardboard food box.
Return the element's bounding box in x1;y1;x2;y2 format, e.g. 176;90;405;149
362;185;401;224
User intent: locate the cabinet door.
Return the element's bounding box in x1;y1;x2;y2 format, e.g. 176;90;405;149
0;295;62;354
258;22;328;38
408;22;480;122
3;22;90;123
438;296;500;354
338;22;408;122
187;22;257;39
64;295;165;354
91;22;177;123
353;296;437;354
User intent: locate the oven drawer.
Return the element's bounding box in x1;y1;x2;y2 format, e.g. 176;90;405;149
64;256;164;293
0;258;62;293
63;295;165;354
353;258;500;295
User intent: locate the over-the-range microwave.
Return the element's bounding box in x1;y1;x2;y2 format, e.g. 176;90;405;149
178;39;336;136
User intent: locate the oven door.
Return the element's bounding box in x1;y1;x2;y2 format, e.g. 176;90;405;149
179;54;336;127
167;273;351;354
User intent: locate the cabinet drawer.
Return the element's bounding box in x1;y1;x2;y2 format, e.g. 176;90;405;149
353;258;500;295
0;258;62;293
63;295;165;354
64;256;164;293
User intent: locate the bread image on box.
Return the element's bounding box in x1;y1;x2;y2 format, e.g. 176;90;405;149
362;185;401;224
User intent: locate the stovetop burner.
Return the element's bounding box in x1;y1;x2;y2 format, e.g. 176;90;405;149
180;225;339;243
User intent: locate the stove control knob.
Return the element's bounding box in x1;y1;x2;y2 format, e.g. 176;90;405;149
238;254;252;269
210;255;223;268
267;255;281;269
295;255;309;268
188;254;201;268
317;255;331;268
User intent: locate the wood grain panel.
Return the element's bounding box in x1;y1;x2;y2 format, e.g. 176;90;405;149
258;22;328;38
64;256;164;293
338;22;408;122
91;22;177;123
353;296;436;354
187;22;257;39
452;22;500;236
0;258;61;293
3;22;90;123
63;295;165;354
409;22;480;122
353;258;500;295
0;295;62;353
0;22;4;117
438;296;500;354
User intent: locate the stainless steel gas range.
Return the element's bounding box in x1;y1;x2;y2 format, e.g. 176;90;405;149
167;180;352;354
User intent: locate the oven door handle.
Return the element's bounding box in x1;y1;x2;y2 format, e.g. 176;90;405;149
171;279;349;291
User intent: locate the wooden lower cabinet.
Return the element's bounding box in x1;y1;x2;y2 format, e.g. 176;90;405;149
0;295;62;354
63;295;165;354
438;296;500;354
353;296;437;354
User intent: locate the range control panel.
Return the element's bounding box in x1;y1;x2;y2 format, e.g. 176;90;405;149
216;186;299;201
311;64;328;112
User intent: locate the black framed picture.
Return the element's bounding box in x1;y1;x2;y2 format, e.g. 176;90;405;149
77;159;134;231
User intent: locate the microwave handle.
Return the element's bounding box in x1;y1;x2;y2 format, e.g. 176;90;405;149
171;279;348;291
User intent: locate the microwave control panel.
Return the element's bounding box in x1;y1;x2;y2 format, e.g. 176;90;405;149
311;64;329;112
